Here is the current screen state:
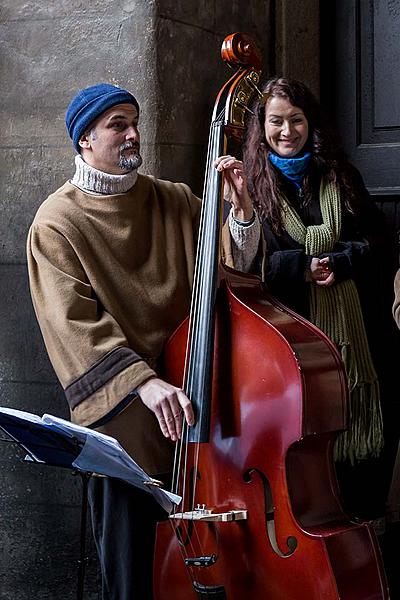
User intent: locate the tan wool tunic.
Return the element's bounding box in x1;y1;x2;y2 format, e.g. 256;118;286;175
27;174;201;474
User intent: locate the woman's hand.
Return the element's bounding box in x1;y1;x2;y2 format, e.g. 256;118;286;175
310;256;335;287
214;155;254;221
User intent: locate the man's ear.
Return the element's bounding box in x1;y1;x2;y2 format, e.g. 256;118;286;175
78;131;92;150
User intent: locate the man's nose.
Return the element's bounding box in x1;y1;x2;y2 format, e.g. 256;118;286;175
126;126;139;140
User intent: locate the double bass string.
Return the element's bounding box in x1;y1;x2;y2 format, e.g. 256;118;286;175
190;119;226;558
187;120;224;511
169;119;224;567
165;126;222;572
171;116;220;504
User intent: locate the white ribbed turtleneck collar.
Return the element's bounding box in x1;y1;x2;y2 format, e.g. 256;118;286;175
70;155;138;195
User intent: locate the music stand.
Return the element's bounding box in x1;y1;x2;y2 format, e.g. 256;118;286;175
0;410;93;600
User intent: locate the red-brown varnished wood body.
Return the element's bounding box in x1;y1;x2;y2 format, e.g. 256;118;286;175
154;269;389;599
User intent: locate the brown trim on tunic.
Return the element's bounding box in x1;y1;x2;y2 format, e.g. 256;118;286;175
65;346;141;409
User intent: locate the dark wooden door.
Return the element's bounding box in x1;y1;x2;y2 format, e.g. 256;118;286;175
332;0;400;365
326;1;400;594
335;0;400;194
334;0;400;238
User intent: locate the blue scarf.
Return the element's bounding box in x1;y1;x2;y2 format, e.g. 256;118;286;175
268;151;311;188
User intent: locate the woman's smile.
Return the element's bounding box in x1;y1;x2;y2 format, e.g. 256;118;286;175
264;96;309;157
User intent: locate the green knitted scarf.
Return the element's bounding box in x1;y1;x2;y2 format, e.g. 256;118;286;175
281;179;383;464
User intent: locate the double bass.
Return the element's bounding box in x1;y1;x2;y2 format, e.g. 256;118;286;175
153;33;389;599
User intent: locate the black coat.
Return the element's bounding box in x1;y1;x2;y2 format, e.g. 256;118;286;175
261;163;386;322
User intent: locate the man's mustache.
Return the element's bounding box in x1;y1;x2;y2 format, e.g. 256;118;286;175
119;141;140;152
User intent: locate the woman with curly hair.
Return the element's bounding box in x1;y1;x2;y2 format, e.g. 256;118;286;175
216;77;388;518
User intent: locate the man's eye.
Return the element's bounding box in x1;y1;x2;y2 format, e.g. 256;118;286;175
113;122;125;130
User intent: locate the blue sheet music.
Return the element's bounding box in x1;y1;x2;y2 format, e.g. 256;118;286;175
0;407;181;514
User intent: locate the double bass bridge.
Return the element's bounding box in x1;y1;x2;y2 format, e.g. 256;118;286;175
170;504;247;523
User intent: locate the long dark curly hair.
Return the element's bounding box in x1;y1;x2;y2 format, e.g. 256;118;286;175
243;77;356;232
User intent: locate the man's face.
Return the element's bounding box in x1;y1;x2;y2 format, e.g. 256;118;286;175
79;103;142;175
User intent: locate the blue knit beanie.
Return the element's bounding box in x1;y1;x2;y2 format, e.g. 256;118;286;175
65;83;140;152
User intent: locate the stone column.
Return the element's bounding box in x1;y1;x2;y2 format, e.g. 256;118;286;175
274;0;320;97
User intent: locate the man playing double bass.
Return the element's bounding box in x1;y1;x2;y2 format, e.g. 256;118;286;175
27;82;199;599
26;76;390;599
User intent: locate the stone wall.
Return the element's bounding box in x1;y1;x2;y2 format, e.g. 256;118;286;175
274;0;320;97
0;2;280;597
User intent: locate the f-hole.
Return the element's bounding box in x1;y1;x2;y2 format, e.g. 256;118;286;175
244;467;297;557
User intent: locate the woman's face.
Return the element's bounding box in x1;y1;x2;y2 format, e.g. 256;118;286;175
264;96;309;157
